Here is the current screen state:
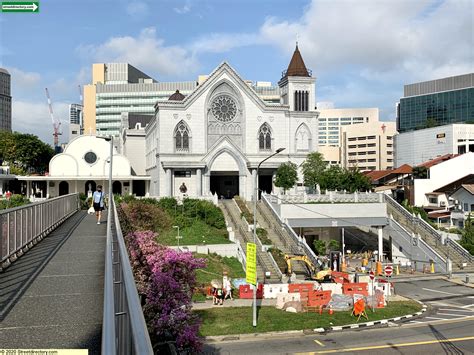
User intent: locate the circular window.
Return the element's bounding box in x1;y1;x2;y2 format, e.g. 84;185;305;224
84;151;97;164
211;95;237;123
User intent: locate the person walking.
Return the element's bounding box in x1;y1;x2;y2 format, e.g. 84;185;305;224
92;185;105;224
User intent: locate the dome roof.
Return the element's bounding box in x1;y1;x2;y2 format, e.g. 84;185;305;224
168;89;185;101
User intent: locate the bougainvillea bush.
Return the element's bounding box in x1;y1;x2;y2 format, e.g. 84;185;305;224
126;230;206;352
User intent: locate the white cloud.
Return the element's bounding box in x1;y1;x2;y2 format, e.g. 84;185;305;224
191;33;261;54
6;67;41;95
77;27;199;77
12;100;70;144
126;1;149;18
259;0;473;81
174;2;191;14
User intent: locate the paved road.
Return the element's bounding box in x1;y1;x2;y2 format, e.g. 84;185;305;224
204;278;474;354
204;317;474;354
394;279;474;325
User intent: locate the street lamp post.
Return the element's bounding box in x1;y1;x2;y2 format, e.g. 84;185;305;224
97;135;114;218
173;225;182;251
252;147;285;327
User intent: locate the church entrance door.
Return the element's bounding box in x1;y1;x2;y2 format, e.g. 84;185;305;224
210;172;239;199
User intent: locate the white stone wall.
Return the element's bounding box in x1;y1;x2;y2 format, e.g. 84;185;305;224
413;153;474;206
147;63;319;200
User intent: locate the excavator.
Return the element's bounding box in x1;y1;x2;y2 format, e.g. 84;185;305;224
284;254;332;281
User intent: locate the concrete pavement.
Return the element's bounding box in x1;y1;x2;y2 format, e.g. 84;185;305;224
203;316;474;354
0;212;106;354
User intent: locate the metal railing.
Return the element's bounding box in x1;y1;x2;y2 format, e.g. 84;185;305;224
0;193;79;268
384;194;473;263
102;198;153;355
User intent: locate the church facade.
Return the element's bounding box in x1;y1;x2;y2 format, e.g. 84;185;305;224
146;46;319;200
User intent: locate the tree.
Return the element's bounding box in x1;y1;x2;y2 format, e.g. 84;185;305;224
412;166;428;179
0;131;54;174
341;168;372;192
301;152;328;191
460;215;474;255
313;239;326;255
319;165;344;191
274;162;298;194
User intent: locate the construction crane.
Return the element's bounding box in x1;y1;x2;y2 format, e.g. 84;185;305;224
45;88;62;152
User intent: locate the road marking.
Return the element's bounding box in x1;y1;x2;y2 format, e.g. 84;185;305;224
425;317;446;320
297;336;474;354
437;312;472;317
461;304;474;308
430;301;458;307
409;320;424;323
438;308;474;312
422;288;461;296
314;340;325;347
468;296;474;299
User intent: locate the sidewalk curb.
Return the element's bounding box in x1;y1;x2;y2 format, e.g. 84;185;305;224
204;302;428;343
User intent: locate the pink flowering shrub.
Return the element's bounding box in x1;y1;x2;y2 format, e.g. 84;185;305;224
126;230;206;352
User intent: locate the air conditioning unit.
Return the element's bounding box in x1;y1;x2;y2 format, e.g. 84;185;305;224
440;201;446;207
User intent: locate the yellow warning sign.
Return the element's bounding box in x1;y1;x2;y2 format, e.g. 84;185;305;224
246;243;257;285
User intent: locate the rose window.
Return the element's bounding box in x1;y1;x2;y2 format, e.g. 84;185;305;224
211;95;237;123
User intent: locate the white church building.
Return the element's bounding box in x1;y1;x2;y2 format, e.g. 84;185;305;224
146;45;320;200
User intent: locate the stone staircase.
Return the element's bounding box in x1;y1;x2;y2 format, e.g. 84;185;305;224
253;200;313;276
385;195;474;272
218;200;281;283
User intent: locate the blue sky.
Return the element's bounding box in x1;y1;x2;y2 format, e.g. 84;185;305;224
1;0;473;144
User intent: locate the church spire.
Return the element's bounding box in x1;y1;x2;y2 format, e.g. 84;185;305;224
284;43;311;78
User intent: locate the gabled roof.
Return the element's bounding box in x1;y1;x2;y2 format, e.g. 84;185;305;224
284;44;311;78
434;174;474;194
364;164;413;183
418;154;459;169
462;184;474;195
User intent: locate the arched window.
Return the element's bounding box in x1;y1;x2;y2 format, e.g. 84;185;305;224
175;121;190;152
295;123;311;151
258;123;272;151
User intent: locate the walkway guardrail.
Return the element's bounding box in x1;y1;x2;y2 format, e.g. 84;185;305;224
276;191;382;204
102;198;153;355
0;193;79;269
384;194;473;263
261;193;323;269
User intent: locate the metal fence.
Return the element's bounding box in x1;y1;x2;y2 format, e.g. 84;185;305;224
102;198;153;355
0;193;79;269
384;194;473;263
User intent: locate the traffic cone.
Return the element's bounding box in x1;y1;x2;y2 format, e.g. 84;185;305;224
395;264;400;276
328;305;334;315
319;305;323;315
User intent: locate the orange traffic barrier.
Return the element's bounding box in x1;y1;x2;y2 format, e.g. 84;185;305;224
343;282;369;296
331;271;350;284
288;283;314;294
351;298;368;322
307;290;332;307
239;284;263;299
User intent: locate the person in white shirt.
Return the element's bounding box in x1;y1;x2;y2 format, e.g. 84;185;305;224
92;185;105;224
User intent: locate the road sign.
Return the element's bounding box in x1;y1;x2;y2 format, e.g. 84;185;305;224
385;265;393;277
246;243;257;285
1;1;39;12
369;270;375;280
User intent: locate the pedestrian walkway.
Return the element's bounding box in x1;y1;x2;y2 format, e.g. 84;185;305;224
0;211;106;354
193;298;276;310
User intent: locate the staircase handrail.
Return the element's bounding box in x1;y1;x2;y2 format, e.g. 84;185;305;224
384;194;473;263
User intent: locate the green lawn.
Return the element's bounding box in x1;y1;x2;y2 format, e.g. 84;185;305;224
157;219;231;246
194;301;421;336
193;253;245;302
194;253;245;285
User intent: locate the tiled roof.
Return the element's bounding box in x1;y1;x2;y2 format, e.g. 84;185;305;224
461;184;474;195
364;164;413;182
285;45;310;77
418;154;458;169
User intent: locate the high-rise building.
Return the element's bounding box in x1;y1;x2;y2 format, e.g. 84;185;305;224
341;121;397;171
397;73;474;133
83;63;198;137
394;123;474;167
0;68;12;132
317;108;379;165
69;103;83;140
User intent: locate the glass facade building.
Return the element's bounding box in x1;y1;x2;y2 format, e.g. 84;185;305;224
0;68;11;132
397;73;474;133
